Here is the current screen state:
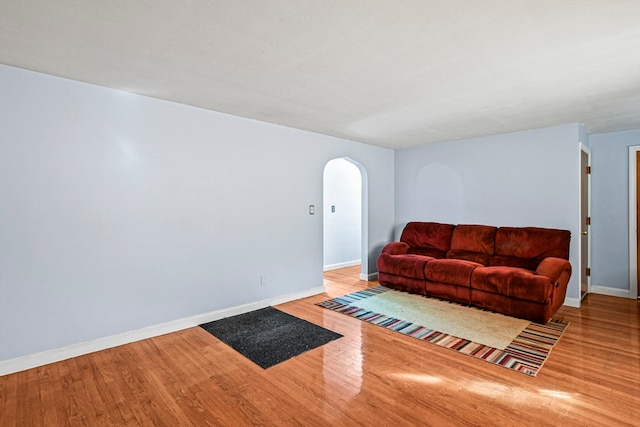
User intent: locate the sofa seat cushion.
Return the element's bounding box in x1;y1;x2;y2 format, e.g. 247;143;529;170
489;255;539;270
471;266;554;303
378;254;433;279
425;258;481;286
447;249;491;266
446;224;497;266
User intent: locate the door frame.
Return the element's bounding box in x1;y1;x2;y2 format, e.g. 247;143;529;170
580;143;592;299
629;146;640;299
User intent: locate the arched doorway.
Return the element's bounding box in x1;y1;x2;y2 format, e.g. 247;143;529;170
323;157;369;279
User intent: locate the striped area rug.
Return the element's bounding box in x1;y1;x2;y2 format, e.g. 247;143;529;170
317;286;568;377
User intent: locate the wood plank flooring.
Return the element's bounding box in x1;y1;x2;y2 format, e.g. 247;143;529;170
1;266;639;426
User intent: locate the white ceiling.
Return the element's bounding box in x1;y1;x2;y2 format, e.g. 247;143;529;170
1;0;639;149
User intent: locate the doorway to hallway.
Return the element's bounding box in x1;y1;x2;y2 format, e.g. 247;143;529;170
323;158;362;272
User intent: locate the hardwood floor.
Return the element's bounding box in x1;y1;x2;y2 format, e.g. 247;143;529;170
1;266;639;426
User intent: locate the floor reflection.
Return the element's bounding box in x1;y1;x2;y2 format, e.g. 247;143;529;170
390;370;579;409
321;309;363;420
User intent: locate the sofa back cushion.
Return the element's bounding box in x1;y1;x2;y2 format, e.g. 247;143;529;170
446;224;497;266
401;222;455;259
491;226;571;270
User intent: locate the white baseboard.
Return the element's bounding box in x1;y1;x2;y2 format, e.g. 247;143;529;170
0;286;325;376
590;285;632;299
323;260;360;271
563;297;581;308
360;272;379;281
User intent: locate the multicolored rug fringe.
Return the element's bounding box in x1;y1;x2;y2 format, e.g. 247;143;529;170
316;286;568;377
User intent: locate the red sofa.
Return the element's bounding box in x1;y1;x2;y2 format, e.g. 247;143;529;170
377;222;572;323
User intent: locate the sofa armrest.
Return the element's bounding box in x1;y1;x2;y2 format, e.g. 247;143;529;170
536;257;572;283
381;242;410;255
537;257;572;317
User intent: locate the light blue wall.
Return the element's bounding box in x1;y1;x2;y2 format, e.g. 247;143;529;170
395;124;582;303
0;65;395;361
3;61;623;364
589;129;640;292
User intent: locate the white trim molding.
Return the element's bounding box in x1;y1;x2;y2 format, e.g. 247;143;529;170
0;286;325;376
629;146;639;300
563;297;581;308
323;260;361;271
590;285;631;299
360;272;379;281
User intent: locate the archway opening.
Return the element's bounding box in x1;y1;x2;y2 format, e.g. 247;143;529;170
322;157;369;279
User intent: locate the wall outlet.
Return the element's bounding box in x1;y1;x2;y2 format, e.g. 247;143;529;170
260;275;267;286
